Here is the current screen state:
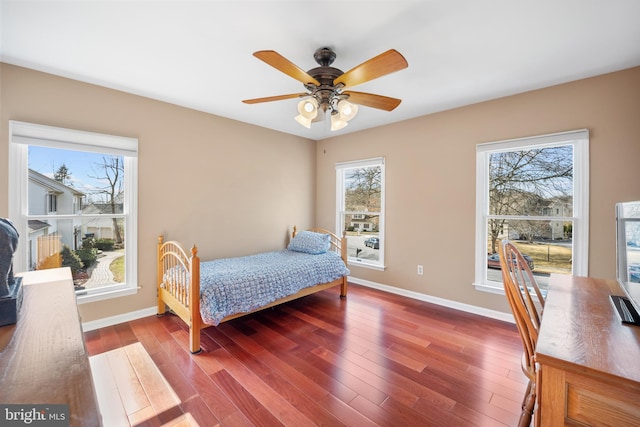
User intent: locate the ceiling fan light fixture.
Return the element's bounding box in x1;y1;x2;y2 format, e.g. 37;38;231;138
337;100;358;121
330;111;348;131
304;101;316;113
295;98;318;128
295;114;313;128
297;98;318;116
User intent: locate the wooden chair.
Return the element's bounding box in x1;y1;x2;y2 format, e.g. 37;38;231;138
498;239;545;427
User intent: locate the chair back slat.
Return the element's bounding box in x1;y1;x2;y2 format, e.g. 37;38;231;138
498;240;545;375
499;239;546;426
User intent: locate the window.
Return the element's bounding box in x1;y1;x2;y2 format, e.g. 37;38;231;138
9;121;138;303
475;129;589;293
46;193;57;213
336;157;385;270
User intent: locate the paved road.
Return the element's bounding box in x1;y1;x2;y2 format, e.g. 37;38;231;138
346;234;380;261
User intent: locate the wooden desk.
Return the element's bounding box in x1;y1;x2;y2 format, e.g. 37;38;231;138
536;274;640;425
0;268;102;427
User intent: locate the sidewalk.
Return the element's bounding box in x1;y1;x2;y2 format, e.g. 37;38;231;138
83;251;122;289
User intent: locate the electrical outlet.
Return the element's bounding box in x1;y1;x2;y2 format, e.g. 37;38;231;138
417;265;423;275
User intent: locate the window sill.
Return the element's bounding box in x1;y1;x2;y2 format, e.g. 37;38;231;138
348;259;386;271
76;286;139;304
474;281;547;303
473;282;506;296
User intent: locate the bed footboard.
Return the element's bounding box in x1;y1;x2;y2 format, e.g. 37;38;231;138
157;235;202;353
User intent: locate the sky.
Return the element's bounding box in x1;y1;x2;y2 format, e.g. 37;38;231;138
28;146;123;200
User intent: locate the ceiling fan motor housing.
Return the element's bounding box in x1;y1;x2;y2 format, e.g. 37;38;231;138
313;47;337;66
308;48;345;111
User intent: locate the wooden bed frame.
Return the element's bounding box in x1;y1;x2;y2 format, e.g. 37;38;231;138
157;227;348;353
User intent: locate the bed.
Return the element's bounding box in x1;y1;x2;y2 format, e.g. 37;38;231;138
157;227;350;353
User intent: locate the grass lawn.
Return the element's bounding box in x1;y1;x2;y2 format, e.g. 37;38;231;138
109;251;125;282
513;241;572;274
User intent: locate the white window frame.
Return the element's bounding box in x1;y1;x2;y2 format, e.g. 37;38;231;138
8;121;138;303
474;129;589;293
46;193;57;213
336;157;386;270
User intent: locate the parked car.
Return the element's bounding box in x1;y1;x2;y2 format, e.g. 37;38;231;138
364;237;379;249
487;253;534;270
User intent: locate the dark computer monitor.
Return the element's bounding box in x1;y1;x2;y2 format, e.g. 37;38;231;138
613;201;640;324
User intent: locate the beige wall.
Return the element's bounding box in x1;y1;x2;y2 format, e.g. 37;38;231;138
1;63;639;322
316;66;640;313
0;64;316;322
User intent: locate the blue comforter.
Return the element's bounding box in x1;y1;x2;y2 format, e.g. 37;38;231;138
199;249;350;325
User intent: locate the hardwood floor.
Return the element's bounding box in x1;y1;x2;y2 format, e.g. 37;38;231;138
85;284;526;426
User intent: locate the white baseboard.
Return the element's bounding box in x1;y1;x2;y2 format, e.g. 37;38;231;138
82;278;514;331
82;306;158;332
348;276;515;324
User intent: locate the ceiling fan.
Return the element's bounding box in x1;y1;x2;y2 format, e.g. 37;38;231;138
242;47;408;131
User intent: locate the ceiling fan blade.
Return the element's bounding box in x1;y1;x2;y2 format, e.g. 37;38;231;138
242;93;307;104
253;50;321;86
344;91;402;111
334;49;408;89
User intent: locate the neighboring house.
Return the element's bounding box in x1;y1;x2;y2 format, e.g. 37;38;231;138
543;197;573;240
347;211;379;232
28;169;84;269
349;213;375;232
82;195;124;241
491;192;573;242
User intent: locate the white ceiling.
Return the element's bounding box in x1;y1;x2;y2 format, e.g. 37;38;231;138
2;1;640;141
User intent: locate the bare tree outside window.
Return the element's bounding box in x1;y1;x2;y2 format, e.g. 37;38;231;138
485;145;575;289
345;167;382;212
488;146;573;254
90;157;124;245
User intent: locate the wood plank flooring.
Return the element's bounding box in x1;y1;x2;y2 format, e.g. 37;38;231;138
85;284;526;426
